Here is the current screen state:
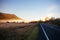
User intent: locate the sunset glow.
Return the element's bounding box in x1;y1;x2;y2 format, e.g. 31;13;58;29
0;20;23;23
0;0;60;22
47;14;54;18
23;18;39;23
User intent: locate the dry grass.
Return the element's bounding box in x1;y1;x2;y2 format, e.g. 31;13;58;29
0;23;38;40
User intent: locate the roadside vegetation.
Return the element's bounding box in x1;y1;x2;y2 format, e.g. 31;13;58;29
0;23;38;40
44;17;60;26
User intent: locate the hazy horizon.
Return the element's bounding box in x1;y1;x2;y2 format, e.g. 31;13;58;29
0;0;60;21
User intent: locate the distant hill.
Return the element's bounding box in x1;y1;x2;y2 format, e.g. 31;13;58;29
0;12;22;20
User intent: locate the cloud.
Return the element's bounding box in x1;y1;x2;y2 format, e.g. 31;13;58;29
47;5;58;12
46;4;59;17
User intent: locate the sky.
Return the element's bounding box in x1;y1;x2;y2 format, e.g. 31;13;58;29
0;0;60;21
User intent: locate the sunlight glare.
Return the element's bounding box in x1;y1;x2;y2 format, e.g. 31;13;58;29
45;14;54;21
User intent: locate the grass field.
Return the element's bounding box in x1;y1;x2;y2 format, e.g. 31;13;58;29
0;23;38;40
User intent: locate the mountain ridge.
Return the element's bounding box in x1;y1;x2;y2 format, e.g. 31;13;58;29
0;12;22;20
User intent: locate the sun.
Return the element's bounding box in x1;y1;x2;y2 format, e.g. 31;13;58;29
45;17;50;21
45;14;54;21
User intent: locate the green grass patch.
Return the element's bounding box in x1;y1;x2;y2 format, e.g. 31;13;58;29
26;26;38;40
